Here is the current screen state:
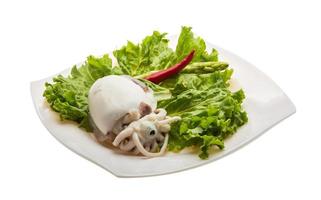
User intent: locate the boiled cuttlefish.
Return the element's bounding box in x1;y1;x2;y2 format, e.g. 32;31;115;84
88;75;180;157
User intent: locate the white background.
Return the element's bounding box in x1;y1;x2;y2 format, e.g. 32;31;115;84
0;0;320;199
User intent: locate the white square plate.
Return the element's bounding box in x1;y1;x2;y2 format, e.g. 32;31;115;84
31;35;295;177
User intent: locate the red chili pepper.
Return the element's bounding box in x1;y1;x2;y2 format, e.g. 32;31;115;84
145;50;195;84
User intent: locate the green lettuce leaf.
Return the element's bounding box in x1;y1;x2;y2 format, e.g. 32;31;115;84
158;70;248;158
43;54;114;131
176;26;218;62
113;31;176;76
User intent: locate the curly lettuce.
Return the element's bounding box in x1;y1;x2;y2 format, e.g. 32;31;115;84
157;71;247;158
43;55;114;131
176;26;218;62
113;31;177;76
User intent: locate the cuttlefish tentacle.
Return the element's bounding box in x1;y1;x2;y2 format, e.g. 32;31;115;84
132;147;140;155
158;116;181;125
122;109;141;124
111;107;179;157
112;127;134;146
132;132;169;157
119;139;136;151
156;116;181;132
154;108;167;120
157;124;171;133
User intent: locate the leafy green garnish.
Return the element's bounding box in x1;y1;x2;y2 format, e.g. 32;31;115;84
176;26;218;62
113;31;176;76
43;26;248;159
43;55;114;131
157;72;247;158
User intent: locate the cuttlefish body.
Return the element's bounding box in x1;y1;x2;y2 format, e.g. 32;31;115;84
88;75;180;157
